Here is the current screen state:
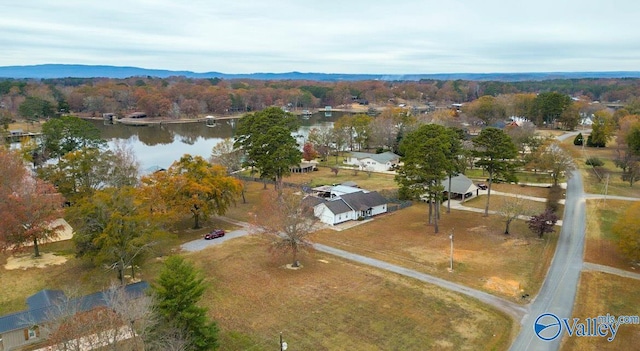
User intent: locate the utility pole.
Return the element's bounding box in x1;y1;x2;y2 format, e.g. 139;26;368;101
448;228;454;272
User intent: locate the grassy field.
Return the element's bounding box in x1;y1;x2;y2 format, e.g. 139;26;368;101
0;227;515;350
310;202;558;302
583;200;639;271
561;272;640;351
188;235;514;351
562;138;640;197
285;165;399;191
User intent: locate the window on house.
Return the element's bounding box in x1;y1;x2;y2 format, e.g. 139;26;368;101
24;326;39;340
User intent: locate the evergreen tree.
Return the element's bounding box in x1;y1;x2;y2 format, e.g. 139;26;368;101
153;256;219;351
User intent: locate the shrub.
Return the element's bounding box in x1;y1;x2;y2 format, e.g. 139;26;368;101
546;185;564;213
585;157;604;167
573;133;584;146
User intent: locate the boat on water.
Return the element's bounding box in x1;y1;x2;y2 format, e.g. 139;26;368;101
205;115;217;127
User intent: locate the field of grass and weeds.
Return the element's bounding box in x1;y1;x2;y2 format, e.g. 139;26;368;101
583;200;639;271
189;235;514;351
561;271;640;351
0;222;515;351
310;201;558;302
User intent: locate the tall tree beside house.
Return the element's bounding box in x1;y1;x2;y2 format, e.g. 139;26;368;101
0;149;65;257
140;154;242;229
153;255;219;351
396;124;455;233
472;127;518;217
234;107;301;190
252;188;316;267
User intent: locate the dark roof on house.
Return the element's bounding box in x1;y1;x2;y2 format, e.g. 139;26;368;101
0;281;149;334
26;289;66;310
303;195;325;208
323;199;352;214
341;191;387;211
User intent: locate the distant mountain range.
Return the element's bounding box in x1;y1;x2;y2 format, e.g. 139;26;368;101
1;64;640;82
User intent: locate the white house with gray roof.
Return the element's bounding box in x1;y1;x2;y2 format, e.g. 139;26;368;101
308;187;388;225
345;151;400;172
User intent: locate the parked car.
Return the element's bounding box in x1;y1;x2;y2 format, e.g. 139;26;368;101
204;229;225;240
477;183;488;190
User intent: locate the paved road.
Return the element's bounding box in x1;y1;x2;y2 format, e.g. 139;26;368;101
583;262;640;280
181;228;249;252
314;243;527;320
509;170;586;351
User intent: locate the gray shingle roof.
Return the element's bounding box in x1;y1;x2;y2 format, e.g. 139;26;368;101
0;281;149;334
340;191;387;211
323;199;352;214
441;174;478;195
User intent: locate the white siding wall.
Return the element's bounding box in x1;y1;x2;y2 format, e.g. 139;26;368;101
1;328;44;351
371;204;387;216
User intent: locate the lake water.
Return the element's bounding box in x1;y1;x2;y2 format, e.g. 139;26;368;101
91;111;348;171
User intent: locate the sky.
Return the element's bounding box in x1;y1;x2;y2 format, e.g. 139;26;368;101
1;0;639;74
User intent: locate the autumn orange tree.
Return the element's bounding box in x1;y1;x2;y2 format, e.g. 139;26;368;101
612;202;640;263
141;154;242;229
252;188;316;267
0;148;64;256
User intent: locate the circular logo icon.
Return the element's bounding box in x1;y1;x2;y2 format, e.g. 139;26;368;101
534;313;562;341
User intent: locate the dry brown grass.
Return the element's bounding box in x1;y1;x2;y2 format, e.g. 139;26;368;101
283;166;398;191
310;202;558;302
561;271;640;351
188;235;514;351
462;195;550;215
562;139;640;197
583;200;639;271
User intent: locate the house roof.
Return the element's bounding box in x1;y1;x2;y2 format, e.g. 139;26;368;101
441;174;478;195
331;185;363;196
0;281;149;334
349;151;400;164
340;191;388;211
26;289;66;310
323;199;352;214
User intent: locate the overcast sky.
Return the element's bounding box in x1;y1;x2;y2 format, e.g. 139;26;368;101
1;0;639;74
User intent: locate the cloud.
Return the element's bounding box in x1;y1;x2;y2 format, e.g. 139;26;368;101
1;0;639;73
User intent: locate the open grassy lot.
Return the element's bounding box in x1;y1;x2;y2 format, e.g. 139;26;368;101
188;235;514;351
1;222;515;350
284;166;399;191
561;272;640;351
562;138;640;197
462;194;552;215
310;202;558;302
583;200;639;271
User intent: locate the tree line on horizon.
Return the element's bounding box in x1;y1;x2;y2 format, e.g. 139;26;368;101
2;76;640;123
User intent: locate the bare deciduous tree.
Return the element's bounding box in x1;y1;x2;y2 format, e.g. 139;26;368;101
252;188;317;267
496;195;530;235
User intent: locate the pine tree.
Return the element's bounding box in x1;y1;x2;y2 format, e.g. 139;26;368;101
153;256;219;351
